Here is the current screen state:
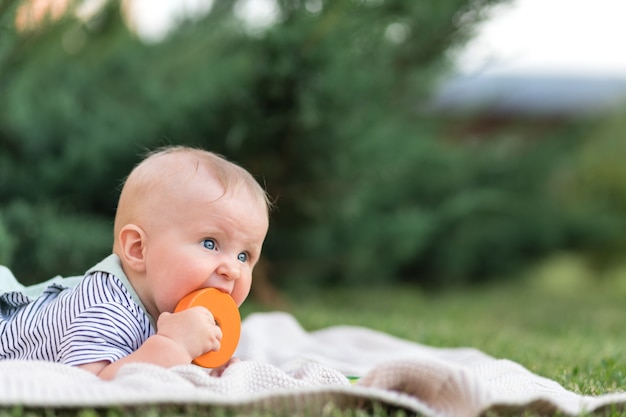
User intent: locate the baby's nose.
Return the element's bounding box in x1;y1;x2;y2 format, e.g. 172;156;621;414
217;257;240;281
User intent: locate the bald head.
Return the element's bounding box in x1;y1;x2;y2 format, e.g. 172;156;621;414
112;146;270;254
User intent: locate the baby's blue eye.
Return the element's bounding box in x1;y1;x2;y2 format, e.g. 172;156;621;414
202;239;216;250
237;252;248;263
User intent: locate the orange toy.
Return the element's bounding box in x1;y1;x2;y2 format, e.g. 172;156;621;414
174;288;241;368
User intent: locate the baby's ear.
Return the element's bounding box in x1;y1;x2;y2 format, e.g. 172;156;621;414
118;224;147;273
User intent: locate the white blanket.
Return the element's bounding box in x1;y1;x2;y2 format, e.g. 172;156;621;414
2;266;626;417
2;311;626;417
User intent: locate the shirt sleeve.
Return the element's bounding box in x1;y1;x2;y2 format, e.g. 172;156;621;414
58;302;147;366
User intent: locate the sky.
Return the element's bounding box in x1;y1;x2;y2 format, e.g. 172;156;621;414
127;0;626;78
455;0;626;77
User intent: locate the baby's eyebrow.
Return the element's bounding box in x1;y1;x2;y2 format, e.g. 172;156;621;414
245;243;262;256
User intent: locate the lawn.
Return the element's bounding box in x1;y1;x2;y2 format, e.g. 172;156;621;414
241;256;626;406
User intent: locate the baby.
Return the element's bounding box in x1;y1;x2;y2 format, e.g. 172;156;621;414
0;146;271;379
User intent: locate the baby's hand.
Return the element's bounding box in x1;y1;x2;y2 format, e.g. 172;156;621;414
156;307;222;360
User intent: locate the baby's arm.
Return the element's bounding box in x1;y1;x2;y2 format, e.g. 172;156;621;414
77;306;221;380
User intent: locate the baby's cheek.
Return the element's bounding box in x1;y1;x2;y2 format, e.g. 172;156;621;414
231;280;252;307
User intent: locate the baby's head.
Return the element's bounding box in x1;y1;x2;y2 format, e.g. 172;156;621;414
113;146;270;318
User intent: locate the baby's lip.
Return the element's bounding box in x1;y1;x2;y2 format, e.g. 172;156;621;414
209;286;231;295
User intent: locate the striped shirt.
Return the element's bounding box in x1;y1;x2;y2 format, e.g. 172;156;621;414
0;263;154;366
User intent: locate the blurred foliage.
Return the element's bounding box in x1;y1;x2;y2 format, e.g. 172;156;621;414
0;0;623;289
555;112;626;266
1;200;112;280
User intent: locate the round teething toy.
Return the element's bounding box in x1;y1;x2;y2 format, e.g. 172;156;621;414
174;288;241;368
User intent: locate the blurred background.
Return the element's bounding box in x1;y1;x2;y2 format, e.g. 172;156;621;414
1;0;626;300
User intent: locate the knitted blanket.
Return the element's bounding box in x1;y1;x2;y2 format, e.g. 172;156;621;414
2;311;626;417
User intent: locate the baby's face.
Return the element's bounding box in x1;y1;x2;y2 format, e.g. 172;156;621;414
140;178;268;318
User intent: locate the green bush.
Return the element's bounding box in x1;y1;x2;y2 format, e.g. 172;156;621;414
2;201;111;284
556;112;626;265
4;0;622;290
389;133;599;286
0;212;15;266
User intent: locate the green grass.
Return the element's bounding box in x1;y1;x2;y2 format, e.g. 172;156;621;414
239;257;626;416
5;256;626;416
248;280;626;398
